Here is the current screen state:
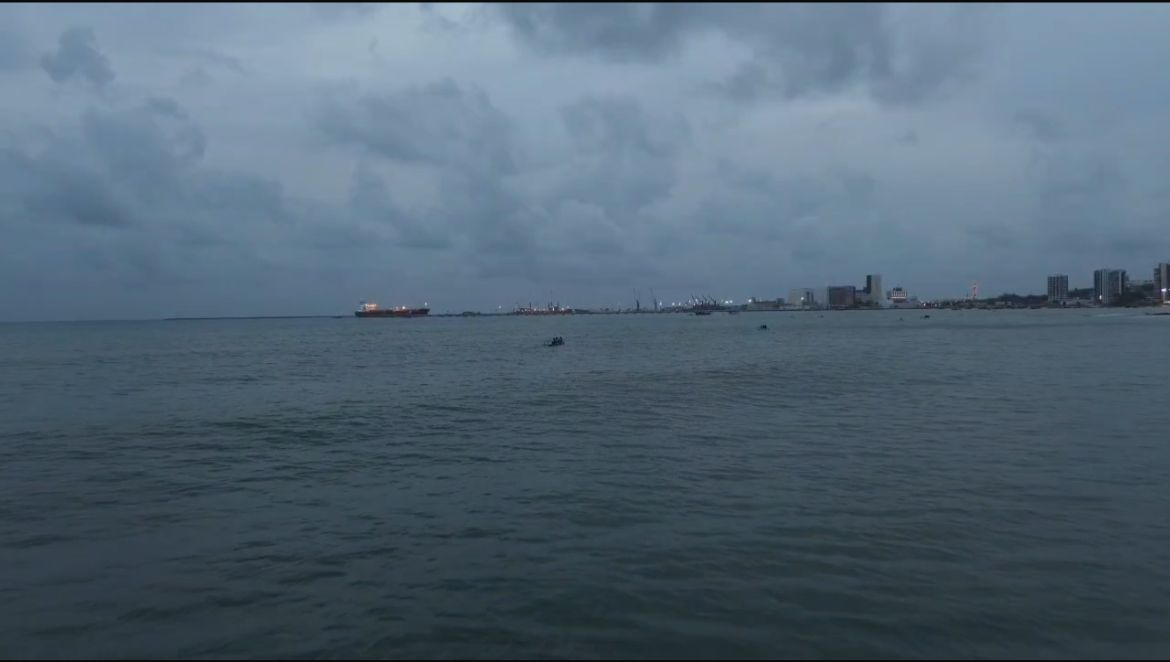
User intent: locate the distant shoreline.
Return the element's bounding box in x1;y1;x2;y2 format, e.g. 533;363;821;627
163;315;345;321
3;306;1162;325
160;306;1168;321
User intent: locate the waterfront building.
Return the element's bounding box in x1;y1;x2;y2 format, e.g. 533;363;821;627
1047;275;1069;303
827;286;856;309
1093;269;1127;306
1156;263;1170;304
788;288;817;308
863;274;883;305
745;298;782;311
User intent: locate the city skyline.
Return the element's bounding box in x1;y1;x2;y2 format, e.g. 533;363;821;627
4;4;1170;321
490;260;1169;312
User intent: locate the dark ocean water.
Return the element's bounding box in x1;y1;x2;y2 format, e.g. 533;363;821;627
2;310;1169;659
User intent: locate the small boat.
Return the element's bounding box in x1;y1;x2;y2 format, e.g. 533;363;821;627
547;336;564;347
694;310;712;316
758;324;767;330
727;310;739;315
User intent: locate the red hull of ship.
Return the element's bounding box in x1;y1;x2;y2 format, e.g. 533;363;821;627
354;308;430;318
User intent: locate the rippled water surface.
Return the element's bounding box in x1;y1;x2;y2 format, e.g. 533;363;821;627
2;310;1169;659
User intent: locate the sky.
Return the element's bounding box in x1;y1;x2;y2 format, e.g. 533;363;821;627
3;3;1170;320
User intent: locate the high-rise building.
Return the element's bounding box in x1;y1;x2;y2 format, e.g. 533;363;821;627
1155;263;1170;304
745;297;781;311
827;286;856;308
1093;269;1127;306
788;288;817;308
1047;275;1069;303
863;274;883;306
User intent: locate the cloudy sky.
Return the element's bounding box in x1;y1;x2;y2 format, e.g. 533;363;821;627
3;3;1170;320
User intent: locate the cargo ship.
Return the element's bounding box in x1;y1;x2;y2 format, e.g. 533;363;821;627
355;302;430;318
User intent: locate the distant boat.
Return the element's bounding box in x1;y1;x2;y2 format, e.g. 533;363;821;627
694;310;712;316
727;310;739;315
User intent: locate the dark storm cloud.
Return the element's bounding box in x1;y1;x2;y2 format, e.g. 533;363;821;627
0;145;135;227
494;3;695;62
0;88;410;320
896;130;919;146
964;222;1018;250
714;62;769;103
0;25;32;71
0;5;36;72
316;79;546;275
40;27;115;88
317;78;516;175
696;161;884;273
725;4;898;101
831;166;877;204
548;201;626;257
700;169;830;240
154;46;246;89
0;101;196;229
180;67;214;88
315;80;672;284
559;96;686;214
953;127;1155;282
81;99;206;184
495;3;988;104
348;165;452;250
435;169;555;281
418;3;459;32
562;96;681;158
1032;155;1128;255
1;97;292;240
6;3;1170;319
179;48;245;76
310;3;382;21
1015;110;1066;143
